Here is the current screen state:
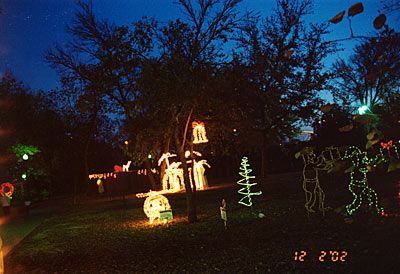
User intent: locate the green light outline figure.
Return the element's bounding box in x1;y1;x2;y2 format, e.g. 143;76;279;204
237;157;262;207
342;146;384;215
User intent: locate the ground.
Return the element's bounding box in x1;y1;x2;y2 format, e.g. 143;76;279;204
2;171;400;273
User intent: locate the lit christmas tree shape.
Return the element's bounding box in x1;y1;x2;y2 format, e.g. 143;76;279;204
237;157;262;207
342;146;384;215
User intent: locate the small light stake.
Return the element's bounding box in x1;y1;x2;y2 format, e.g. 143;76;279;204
220;199;227;230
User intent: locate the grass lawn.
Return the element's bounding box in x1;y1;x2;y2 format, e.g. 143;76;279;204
5;171;400;274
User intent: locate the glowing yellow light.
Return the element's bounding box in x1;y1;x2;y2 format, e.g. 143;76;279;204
162;162;184;191
89;173;116;180
143;192;172;224
192;121;208;144
158;153;184;192
189;159;210;190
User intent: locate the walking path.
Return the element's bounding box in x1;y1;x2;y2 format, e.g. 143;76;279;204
0;199;67;258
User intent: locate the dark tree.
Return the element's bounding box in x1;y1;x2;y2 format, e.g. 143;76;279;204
235;0;335;178
332;27;400;111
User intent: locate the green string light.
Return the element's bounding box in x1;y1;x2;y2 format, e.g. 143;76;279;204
342;146;385;215
237;156;262;207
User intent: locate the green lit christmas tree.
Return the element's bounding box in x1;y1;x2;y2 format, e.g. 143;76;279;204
237;156;262;207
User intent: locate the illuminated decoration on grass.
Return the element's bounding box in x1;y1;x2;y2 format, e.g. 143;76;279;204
143;192;172;224
192;121;208;144
341;146;384;215
0;182;14;198
185;150;210;190
158;153;184;192
162;162;184;191
189;160;210;190
237;157;262;207
300;146;341;216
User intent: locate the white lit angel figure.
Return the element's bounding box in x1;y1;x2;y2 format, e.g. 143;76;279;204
186;150;210;190
143;192;172;224
158;153;184;192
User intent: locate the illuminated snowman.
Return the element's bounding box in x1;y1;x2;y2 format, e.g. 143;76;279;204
143;193;172;224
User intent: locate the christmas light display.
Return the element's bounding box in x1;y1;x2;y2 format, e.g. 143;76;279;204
192;121;208;144
123;161;132;172
188;159;210;190
341;146;384;215
162;162;184;191
300;146;341;216
185;150;210;190
143;192;172;224
88;173;116;180
301;149;326;216
0;182;14;198
380;140;392;150
237;157;262;207
114;161;132;173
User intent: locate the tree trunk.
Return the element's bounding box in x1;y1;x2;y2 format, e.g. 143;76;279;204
160;136;171;182
144;158;157;190
261;130;266;181
174;121;197;223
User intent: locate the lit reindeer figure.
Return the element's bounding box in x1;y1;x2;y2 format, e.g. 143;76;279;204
114;161;132;173
158;153;184;192
301;146;341;216
123;161;131;172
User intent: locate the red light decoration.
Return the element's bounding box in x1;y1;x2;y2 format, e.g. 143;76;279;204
0;182;14;197
380;140;393;150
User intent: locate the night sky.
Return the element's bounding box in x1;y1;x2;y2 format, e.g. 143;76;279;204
0;0;399;94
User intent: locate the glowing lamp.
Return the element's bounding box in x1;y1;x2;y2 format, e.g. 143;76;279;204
22;153;29;160
22;173;27;180
143;193;172;224
358;105;368;115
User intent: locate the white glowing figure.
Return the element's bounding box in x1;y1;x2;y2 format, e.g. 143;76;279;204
143;193;171;224
185;150;210;190
158;153;184;192
188;160;210;190
162;162;184;191
122;161;132;172
192;121;208;144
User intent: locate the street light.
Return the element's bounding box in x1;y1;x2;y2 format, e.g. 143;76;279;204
22;153;29;161
358;105;369;115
